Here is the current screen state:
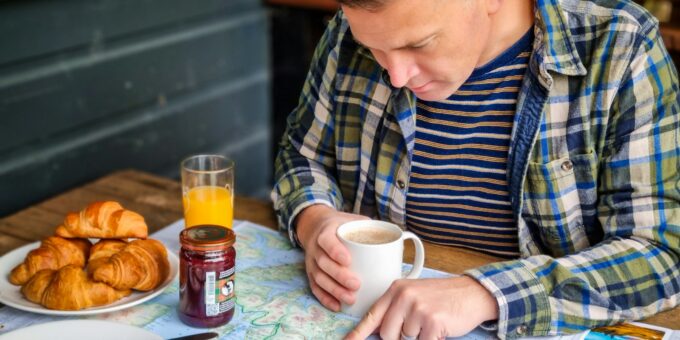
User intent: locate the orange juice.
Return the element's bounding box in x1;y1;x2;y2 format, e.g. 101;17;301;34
183;186;233;228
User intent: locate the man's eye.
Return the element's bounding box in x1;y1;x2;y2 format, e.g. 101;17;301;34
411;39;433;50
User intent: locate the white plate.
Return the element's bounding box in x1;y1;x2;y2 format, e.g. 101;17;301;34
0;320;162;340
0;241;179;316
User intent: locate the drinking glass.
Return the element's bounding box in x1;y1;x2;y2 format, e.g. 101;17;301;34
181;155;234;228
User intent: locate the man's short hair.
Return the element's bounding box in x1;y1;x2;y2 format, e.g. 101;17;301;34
337;0;386;10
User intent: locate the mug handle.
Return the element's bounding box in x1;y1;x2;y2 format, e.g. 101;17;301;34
402;231;424;279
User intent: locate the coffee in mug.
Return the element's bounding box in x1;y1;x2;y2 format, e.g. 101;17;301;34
337;220;425;318
342;227;400;245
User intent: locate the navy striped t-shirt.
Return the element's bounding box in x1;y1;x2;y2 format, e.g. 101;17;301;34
405;29;533;258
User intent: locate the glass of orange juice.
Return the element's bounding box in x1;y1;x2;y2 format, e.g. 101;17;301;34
181;155;234;228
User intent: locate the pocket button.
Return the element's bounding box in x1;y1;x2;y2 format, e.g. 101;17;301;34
516;324;528;335
561;160;573;172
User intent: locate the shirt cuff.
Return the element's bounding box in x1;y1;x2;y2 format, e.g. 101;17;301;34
465;260;552;339
479;320;499;332
274;188;341;248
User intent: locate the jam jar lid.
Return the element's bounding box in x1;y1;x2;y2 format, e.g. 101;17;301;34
180;225;235;252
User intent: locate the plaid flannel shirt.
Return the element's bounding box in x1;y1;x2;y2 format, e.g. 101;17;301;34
271;0;680;338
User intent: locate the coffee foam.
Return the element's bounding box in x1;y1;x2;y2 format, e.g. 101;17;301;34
342;227;400;245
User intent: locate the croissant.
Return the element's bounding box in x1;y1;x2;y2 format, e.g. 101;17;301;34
55;201;148;239
9;236;91;285
92;239;169;291
21;265;131;310
86;239;128;274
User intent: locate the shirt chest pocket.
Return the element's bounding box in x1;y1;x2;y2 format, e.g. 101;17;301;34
522;151;599;257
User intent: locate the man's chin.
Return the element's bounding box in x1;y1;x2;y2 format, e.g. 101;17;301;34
411;83;458;101
412;89;451;101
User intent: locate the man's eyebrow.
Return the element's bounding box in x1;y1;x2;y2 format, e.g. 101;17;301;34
354;33;437;50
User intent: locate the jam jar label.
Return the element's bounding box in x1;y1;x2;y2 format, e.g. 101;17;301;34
205;268;236;317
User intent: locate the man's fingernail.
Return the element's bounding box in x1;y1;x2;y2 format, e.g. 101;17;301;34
346;279;359;289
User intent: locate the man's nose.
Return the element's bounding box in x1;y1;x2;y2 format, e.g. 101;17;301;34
384;52;416;88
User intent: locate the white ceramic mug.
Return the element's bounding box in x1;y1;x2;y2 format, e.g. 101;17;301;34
337;220;425;318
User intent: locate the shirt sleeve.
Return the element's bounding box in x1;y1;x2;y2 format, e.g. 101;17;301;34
466;22;680;339
270;13;345;247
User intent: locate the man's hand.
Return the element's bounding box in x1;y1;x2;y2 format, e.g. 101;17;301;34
296;204;369;312
345;276;499;340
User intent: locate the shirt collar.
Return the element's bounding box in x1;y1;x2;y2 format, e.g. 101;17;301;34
534;0;587;76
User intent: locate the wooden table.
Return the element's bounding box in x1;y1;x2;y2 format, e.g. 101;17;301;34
0;170;678;329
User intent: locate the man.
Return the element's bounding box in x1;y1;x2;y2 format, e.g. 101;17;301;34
271;0;680;338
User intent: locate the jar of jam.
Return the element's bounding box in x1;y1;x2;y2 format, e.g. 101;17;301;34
179;225;236;328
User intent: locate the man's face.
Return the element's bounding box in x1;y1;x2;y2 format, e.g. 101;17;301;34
343;0;494;101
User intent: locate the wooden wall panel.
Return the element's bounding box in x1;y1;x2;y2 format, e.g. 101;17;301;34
0;0;271;216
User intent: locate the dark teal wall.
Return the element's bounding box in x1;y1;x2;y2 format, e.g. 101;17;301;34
0;0;271;216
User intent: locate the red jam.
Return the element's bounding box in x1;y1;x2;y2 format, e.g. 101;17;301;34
179;225;236;328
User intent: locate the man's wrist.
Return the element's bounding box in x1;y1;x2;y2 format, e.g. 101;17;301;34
477;279;499;322
294;204;335;249
459;275;499;322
